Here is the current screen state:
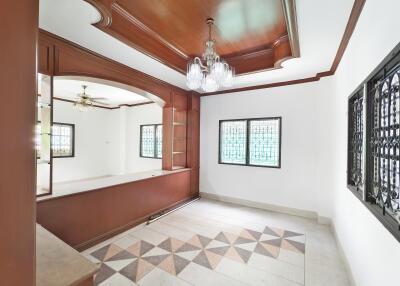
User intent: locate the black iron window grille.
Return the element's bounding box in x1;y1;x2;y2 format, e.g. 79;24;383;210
140;124;162;159
367;63;400;226
219;117;281;168
348;43;400;241
348;89;365;194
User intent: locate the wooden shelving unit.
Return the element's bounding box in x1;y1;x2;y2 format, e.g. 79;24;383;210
162;106;188;171
36;73;53;196
172;108;187;170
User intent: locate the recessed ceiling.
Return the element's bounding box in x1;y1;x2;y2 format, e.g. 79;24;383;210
88;0;299;75
53;78;150;107
39;0;355;92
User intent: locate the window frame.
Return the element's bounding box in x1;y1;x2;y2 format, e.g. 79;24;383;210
347;87;366;197
52;122;75;158
139;124;162;159
218;117;282;168
347;42;400;242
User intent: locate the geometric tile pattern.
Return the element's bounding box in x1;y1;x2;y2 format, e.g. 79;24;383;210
88;225;305;285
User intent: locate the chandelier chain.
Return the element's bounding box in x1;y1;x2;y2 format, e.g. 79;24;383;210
186;18;234;92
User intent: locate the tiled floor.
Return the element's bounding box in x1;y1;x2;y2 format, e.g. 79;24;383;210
82;199;350;286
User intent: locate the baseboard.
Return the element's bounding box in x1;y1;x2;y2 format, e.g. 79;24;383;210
330;222;357;286
200;191;321;220
317;215;332;225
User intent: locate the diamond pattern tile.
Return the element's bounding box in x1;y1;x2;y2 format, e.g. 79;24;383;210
89;225;305;285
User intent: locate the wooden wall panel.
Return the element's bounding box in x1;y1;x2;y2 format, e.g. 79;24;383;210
186;92;200;195
162;107;174;170
36;31;200;250
0;1;38;285
37;29;200;196
38;30;187;106
37;170;193;250
38;34;54;76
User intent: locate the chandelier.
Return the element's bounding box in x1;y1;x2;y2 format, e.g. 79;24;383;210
186;18;234;92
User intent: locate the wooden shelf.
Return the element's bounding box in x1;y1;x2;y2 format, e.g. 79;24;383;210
38;102;51;108
172;166;186;170
173;122;186;126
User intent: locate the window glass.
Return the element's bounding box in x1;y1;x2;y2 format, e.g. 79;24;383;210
140;125;155;157
52;123;74;157
156;125;163;158
249;118;280;167
219;120;247;164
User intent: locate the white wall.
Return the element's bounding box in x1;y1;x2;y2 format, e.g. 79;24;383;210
53;100;116;182
53;101;162;183
200;1;400;285
330;0;400;285
125;103;162;173
200;79;334;218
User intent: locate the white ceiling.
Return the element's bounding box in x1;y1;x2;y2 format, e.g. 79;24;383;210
53;78;150;107
39;0;355;92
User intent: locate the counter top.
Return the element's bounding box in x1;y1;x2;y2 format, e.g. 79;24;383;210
36;225;98;286
37;168;190;202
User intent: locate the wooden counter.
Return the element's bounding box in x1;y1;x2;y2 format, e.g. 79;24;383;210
37;168;195;250
37;168;190;202
36;225;98;286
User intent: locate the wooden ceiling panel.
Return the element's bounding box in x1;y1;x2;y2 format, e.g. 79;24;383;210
86;0;299;75
116;0;287;56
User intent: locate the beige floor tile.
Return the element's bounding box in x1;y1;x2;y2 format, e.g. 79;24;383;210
114;235;140;249
138;268;193;286
161;215;221;238
99;273;137;286
147;220;195;241
83;198;350;286
248;253;305;284
178;262;248;286
278;249;305;268
82;234;124;256
129;226;169;245
105;258;136;272
216;257;302;286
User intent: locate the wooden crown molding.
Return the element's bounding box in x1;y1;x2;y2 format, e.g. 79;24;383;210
202;0;366;96
85;0;300;76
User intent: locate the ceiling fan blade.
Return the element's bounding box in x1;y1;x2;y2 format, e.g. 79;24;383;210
90;97;108;100
91;100;111;106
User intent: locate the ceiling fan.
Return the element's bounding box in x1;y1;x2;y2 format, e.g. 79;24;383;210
74;85;109;111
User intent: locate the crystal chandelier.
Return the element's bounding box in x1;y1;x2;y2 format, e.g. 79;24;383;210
186;18;234;92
